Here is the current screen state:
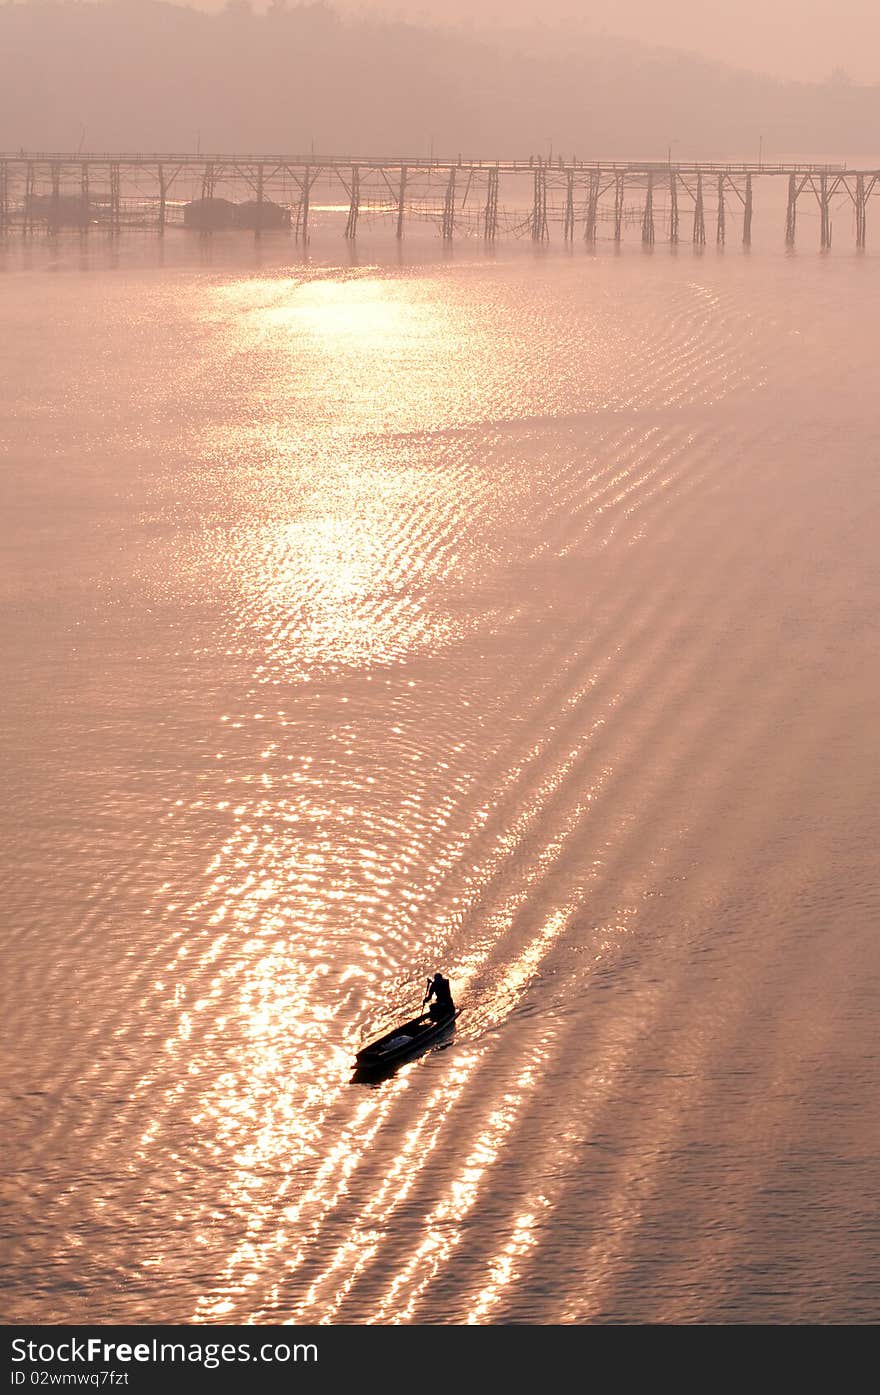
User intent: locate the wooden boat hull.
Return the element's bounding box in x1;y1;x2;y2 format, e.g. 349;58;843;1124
352;1007;459;1079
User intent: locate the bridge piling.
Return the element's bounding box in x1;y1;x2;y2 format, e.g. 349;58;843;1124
613;172;625;243
300;163;311;243
110;162;121;234
81;162;89;231
743;172;753;246
344;165;359;239
585;170;599;244
24;160;34;235
531;165;548;241
442;166;456;240
785;172;798;245
693;170;705;245
49;162;60;233
641;170;655;245
396;165;407;239
256;162;265;233
484;166;499;240
855;173;866;249
819;172;832;249
563;170;575;242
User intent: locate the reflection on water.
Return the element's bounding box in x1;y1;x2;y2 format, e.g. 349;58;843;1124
2;233;880;1324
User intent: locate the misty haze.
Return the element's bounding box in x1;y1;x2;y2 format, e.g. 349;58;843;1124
2;0;879;1338
1;1;879;156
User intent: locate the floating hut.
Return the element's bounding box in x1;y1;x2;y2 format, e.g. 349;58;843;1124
26;193;91;227
183;197;238;230
234;199;291;230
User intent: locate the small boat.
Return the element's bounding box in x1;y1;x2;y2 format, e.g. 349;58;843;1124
352;1006;459;1078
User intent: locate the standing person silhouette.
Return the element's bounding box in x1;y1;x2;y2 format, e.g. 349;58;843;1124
423;972;455;1020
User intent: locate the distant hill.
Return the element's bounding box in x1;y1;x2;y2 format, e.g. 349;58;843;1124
0;1;877;159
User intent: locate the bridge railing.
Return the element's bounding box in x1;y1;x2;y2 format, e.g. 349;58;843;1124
1;152;872;175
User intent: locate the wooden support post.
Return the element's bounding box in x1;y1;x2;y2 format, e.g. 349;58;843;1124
743;172;753;247
785;172;797;245
531;165;547;241
669;170;679;244
484;166;499;240
585;170;599;244
50;161;61;233
693;169;705;245
716;172;725;245
641;170;655;245
563;169;575;242
442;166;456;239
301;164;311;243
614;172;625;243
344;165;359;239
396;164;407;239
0;160;7;233
110;162;121;233
855;172;866;249
80;162;89;231
158;164;166;234
24;160;35;235
819;172;831;249
256;162;264;233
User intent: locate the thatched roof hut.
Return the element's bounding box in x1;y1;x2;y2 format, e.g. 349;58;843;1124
234;200;291;230
183;197;238;230
26;193;91;227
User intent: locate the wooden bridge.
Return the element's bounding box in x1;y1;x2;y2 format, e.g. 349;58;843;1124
1;154;878;248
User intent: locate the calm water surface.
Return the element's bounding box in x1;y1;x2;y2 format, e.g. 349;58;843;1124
2;228;879;1323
